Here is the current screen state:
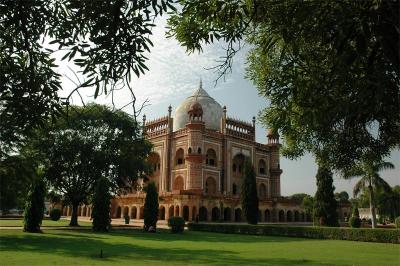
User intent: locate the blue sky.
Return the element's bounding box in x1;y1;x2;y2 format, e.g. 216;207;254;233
58;16;399;197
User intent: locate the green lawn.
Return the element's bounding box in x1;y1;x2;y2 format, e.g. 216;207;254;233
0;218;92;227
0;229;398;265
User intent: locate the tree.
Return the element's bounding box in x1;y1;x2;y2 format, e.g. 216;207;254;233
343;160;394;228
352;203;360;218
301;195;314;220
92;177;112;232
167;0;399;173
0;0;176;159
143;181;159;231
377;186;400;221
335;191;350;204
30;104;152;226
241;159;259;225
0;154;38;213
313;166;339;227
289;193;309;203
23;177;46;233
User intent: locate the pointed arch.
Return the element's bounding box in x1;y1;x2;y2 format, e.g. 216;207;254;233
258;159;266;174
205;177;217;194
175;148;184;165
206;148;217;166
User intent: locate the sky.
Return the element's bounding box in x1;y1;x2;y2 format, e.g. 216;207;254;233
57;16;399;197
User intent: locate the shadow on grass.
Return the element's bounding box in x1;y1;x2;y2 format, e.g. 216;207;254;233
106;228;313;243
0;229;334;266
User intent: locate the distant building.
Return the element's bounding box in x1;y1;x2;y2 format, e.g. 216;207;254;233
358;208;377;220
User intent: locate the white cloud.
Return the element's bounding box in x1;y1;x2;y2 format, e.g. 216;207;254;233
56;15;248;113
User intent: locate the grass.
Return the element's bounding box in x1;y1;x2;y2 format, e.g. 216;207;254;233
0;228;399;265
0;218;92;227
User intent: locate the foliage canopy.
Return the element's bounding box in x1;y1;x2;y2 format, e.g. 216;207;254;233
343;160;394;228
0;0;175;157
167;0;400;172
29;104;152;225
0;154;38;213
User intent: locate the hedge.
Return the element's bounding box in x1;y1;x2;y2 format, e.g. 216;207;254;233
168;216;185;233
188;223;400;244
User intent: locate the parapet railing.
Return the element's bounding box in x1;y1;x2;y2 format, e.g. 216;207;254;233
173;128;188;137
225;117;255;141
144;116;169;138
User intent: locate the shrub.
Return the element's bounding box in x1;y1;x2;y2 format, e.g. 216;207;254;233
168;216;185;233
143;182;158;231
91;177;111;232
124;214;130;224
188;223;400;244
395;217;400;228
23;178;46;233
49;208;61;221
349;216;361;228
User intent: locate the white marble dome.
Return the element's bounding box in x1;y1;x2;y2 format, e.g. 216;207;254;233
173;85;223;131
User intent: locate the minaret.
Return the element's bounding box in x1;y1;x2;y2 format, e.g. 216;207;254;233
252;116;256;140
168;105;173;133
221;106;227;134
166;105;173;191
267;129;282;198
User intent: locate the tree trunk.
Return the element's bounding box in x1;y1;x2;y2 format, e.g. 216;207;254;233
69;203;79;226
368;185;377;228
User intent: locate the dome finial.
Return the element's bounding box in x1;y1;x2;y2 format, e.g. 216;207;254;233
199;78;202;89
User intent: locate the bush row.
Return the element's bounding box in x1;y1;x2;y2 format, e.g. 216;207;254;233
188;223;400;244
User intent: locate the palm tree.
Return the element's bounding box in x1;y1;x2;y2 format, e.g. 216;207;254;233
343;161;394;228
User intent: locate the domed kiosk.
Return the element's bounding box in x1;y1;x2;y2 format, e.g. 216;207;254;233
173;81;223;131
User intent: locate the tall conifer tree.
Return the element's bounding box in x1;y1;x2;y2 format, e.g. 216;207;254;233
92;177;111;232
241;159;259;224
144;182;159;231
23;177;46;232
313;166;339;227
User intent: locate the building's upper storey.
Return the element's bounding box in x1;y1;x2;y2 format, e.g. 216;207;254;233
142;81;279;147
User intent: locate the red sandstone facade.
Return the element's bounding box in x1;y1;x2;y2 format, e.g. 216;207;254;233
62;85;350;223
111;86;308;223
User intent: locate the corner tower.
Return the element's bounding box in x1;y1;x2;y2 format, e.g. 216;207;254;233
185;101;205;191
